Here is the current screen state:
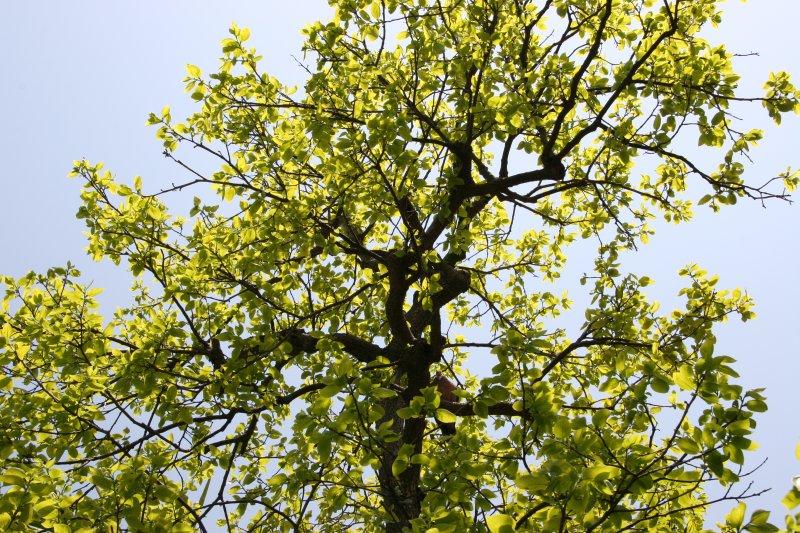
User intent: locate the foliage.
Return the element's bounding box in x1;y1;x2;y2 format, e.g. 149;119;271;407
1;0;799;531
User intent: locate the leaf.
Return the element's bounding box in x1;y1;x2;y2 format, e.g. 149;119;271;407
0;468;26;486
410;453;430;466
651;376;670;393
728;419;752;436
223;186;236;202
198;476;213;506
486;513;515;533
745;399;768;413
317;432;333;462
319;383;342;398
392;457;408;477
584;465;617;482
396;407;416;419
725;502;746;529
33;499;58;519
221;38;238;53
553;418;571;439
782;487;800;510
672;366;696;391
147;204;162;220
675;437;700;455
699;338;714;358
372;387;397;399
435;409;456;424
153;483;175;501
745;509;769;527
744;511;780;533
516;473;549;491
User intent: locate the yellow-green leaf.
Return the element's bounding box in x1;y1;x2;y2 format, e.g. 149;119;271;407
725;502;746;528
486;513;514;533
186;64;202;77
435;409;456;424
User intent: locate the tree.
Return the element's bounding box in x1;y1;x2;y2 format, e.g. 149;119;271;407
1;0;799;531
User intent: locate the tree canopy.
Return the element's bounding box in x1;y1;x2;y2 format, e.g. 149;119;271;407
2;0;800;531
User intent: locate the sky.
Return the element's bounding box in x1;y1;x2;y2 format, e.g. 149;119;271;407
1;0;798;526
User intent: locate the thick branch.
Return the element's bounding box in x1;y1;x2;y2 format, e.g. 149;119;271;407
466;163;566;197
405;261;471;338
274;329;392;363
440;400;531;419
276;383;326;405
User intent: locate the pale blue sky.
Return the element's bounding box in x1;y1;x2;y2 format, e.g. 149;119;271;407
1;0;798;525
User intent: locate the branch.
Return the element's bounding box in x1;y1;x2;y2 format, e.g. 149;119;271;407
466;165;565;197
440;400;531;419
281;328;393;363
547;0;615;155
276;383;326;405
405;261;471;338
537;331;649;383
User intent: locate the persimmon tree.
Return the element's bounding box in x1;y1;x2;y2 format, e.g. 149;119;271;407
2;0;799;531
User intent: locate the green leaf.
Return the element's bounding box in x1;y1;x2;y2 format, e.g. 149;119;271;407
221;38;238;52
147;204;162;220
675;437;700;455
33;499;58;519
699;338;714;358
410;453;430;466
0;468;26;486
372;387;397;399
396;407;416;419
782;488;800;510
750;509;772;525
319;383;342;398
435;409;456;424
673;366;696;391
745;399;768;413
725;502;746;529
651;375;670;393
317;431;333;462
486;513;514;533
153;483;175;501
392;457;408;477
186;64;202;77
516;473;549;492
744;520;779;533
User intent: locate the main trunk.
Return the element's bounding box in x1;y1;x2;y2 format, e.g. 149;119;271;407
378;403;427;532
377;359;431;531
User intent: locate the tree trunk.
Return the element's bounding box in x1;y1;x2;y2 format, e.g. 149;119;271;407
378;358;430;531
